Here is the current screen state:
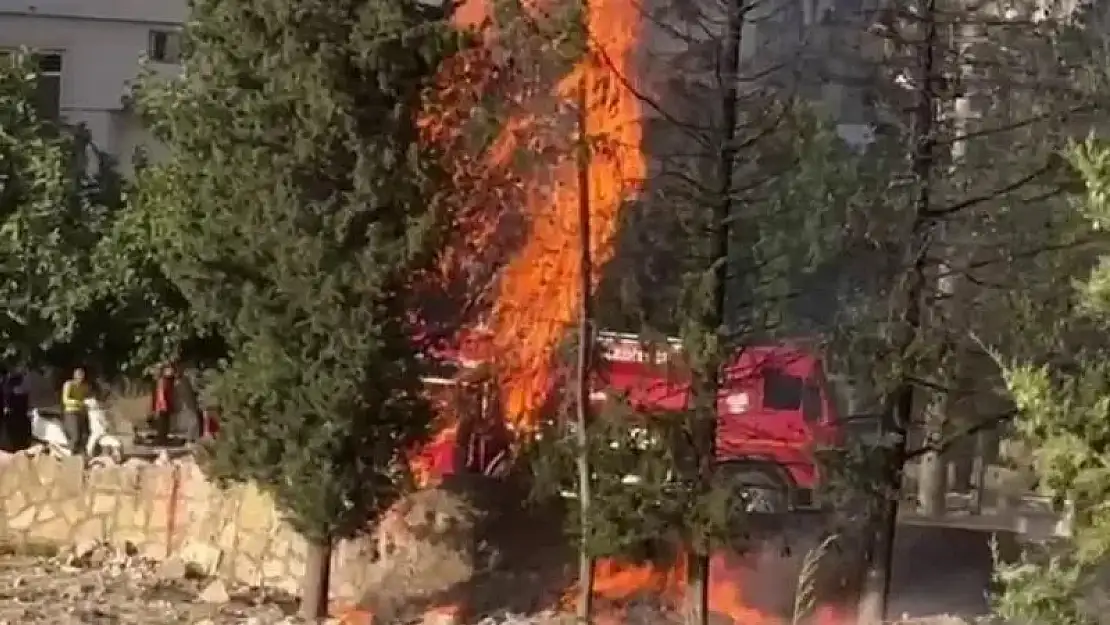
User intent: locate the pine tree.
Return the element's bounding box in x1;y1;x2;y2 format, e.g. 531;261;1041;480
991;136;1110;625
127;0;466;617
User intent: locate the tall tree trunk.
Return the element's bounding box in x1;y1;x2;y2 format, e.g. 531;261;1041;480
574;59;596;625
918;8;980;516
684;2;743;624
917;406;948;516
946;13;985;497
858;1;940;622
301;537;332;620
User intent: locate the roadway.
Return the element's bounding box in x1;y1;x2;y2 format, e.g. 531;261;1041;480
734;514;1010;620
887;525;997;619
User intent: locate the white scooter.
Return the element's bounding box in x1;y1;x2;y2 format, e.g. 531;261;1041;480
30;397;123;462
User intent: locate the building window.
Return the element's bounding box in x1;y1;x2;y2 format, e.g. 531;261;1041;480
0;50;63;121
34;53;62;122
148;30;183;64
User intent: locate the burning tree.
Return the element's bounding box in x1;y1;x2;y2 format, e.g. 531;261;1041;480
520;1;873;623
124;0;468;617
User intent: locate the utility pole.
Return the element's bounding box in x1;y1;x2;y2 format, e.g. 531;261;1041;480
574;26;596;625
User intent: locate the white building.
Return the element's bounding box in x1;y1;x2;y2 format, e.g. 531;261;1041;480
0;0;186;172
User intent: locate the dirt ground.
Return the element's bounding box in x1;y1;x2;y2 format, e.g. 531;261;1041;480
0;543;308;625
0;530;990;625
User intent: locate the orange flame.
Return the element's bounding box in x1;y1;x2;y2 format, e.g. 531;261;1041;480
572;553;856;625
489;0;644;426
569;553;778;625
421;0;644;431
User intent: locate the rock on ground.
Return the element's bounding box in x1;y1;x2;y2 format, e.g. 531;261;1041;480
353;475;573;623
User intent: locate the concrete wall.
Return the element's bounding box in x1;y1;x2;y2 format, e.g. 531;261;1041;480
0;1;184;171
0;0;185;24
0;453;378;601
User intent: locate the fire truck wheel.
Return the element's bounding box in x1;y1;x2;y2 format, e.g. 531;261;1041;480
717;463;790;515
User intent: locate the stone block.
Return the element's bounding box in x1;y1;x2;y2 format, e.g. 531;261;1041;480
237;485;274;531
199;579;231;604
167;529;188;554
179;461;209;500
217;516;239;552
29;513;73;543
34;505;58;524
147;497;170;531
182;491;214;529
91;493;118;516
111;495;143;534
282;529;307;562
238;531;270;561
8;504;38;530
59;498;88;525
260;557;288;583
87;466;123;493
332;579;359;602
232;553;262;586
52;456;85;498
140;465;176;500
32;455;61;489
189;497;222;543
285;552;306;581
0;455;28;499
119;465;142;492
6;490;27;519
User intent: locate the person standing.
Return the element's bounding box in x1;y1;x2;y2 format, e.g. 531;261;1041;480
151;364;176;445
61;367;90;455
5;371;31;451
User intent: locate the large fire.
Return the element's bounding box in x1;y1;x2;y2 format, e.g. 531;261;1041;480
400;1;856;624
420;0;644;430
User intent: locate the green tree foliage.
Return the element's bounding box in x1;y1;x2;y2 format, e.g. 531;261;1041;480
993;138;1110;625
123;0;467;615
0;52;168;377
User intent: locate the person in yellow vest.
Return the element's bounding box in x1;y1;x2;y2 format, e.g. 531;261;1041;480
61;366;90;455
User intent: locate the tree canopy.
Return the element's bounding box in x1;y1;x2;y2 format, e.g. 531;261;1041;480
119;0;471;616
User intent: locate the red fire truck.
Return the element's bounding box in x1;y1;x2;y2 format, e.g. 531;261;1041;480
420;330;843;513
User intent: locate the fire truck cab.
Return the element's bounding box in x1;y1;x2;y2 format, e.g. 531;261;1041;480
593;332;840;512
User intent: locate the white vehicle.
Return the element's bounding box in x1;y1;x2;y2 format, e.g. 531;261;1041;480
31;397;123;462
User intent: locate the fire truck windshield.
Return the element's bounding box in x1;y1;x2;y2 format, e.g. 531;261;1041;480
763;369;804;410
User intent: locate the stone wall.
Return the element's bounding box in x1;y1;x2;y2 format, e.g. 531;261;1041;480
0;453;377;600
